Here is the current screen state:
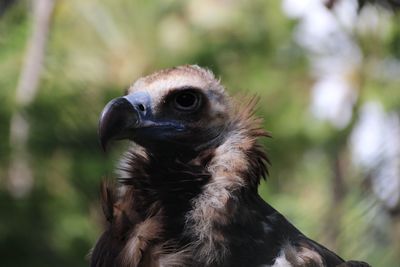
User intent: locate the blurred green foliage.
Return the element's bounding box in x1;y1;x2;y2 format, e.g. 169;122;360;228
0;1;399;266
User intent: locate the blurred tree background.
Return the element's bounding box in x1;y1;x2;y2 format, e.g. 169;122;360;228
0;0;399;266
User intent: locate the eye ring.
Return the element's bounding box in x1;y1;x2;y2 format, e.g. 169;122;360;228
173;91;201;111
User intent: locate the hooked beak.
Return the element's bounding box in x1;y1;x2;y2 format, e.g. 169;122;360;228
99;91;188;152
98;97;140;151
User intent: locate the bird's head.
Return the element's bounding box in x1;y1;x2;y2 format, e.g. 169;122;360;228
99;65;232;156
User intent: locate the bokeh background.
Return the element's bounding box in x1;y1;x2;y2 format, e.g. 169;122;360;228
1;0;399;266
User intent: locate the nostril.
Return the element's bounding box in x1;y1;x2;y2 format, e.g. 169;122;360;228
138;104;145;112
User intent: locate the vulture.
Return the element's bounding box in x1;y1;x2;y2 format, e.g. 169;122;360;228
91;65;370;267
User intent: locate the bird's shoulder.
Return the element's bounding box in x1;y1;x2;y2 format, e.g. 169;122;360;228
246;195;346;267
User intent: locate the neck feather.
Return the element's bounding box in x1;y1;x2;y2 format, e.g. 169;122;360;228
114;97;270;265
184;98;270;265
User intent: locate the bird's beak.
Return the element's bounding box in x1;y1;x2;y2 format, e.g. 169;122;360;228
99;91;188;152
98;97;140;151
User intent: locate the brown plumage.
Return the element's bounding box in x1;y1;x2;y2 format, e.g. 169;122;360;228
91;65;370;267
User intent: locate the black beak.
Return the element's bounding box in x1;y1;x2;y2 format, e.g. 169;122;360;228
98;91;188;152
98;97;139;151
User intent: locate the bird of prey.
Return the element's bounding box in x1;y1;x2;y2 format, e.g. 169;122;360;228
91;65;370;267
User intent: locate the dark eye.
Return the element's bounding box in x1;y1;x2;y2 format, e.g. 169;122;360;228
174;91;200;111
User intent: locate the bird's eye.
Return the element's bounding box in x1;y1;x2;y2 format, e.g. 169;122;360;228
174;91;200;111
